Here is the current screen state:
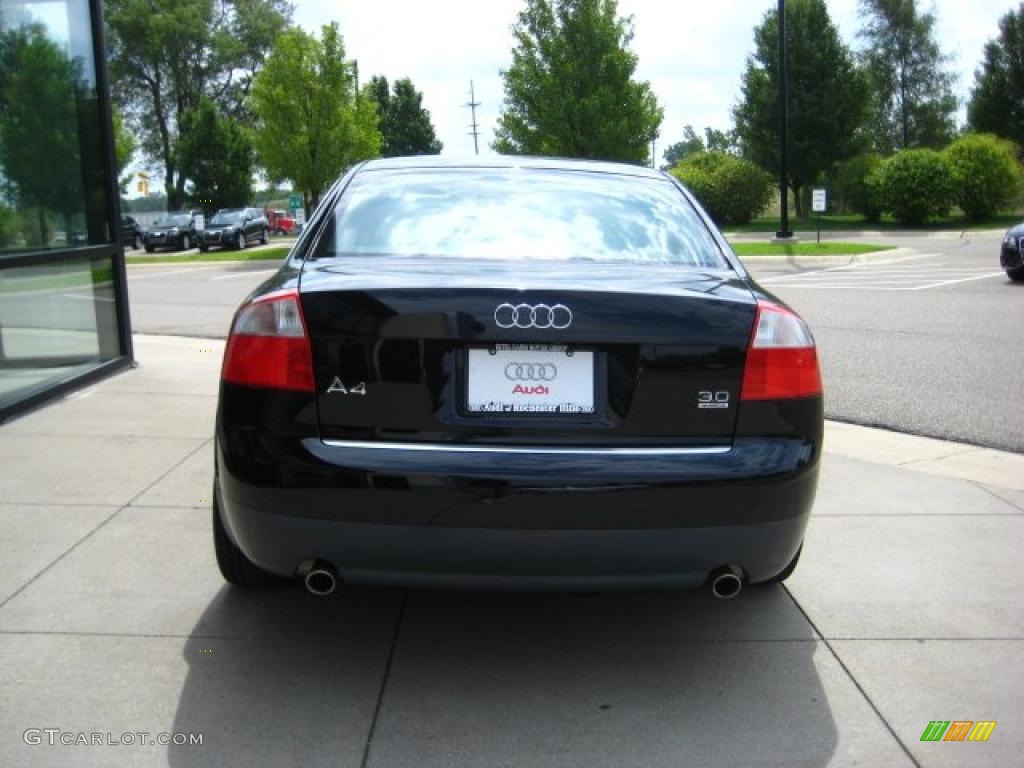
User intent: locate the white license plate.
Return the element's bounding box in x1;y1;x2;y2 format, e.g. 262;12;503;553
466;345;595;414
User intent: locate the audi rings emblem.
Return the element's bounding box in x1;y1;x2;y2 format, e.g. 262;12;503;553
504;362;558;382
494;303;573;330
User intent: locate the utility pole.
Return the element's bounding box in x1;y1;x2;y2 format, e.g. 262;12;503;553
352;60;360;97
775;0;794;240
465;80;481;155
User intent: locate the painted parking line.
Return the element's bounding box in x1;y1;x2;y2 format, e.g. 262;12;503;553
907;272;1007;290
210;269;278;281
758;252;937;284
759;251;1008;291
126;265;223;280
767;274;1005;291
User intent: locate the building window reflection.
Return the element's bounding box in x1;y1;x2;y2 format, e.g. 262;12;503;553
0;0;130;418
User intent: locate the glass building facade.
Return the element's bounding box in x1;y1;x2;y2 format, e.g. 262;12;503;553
0;0;131;420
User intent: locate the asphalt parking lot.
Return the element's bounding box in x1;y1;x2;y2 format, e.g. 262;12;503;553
754;232;1024;452
0;335;1021;767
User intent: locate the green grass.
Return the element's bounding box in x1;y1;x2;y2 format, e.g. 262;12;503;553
126;247;291;265
0;263;114;294
723;212;1022;234
729;241;895;257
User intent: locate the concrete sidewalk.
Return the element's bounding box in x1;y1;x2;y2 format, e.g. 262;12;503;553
0;335;1020;767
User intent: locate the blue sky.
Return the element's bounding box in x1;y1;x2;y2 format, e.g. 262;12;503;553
293;0;1018;160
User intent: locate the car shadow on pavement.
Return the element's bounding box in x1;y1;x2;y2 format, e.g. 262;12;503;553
169;585;838;768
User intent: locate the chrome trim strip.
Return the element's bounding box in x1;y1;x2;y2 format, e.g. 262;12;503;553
320;439;731;456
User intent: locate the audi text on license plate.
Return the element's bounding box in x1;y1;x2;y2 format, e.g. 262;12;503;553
466;345;595;414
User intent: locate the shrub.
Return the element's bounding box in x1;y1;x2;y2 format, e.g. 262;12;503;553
874;149;954;226
943;133;1023;221
834;153;884;222
670;151;773;226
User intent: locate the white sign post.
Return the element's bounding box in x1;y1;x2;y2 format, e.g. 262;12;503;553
811;188;827;243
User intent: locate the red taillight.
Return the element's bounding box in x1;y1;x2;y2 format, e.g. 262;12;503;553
740;300;822;401
221;289;314;392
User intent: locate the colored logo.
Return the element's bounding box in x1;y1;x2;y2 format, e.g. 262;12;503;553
512;384;549;395
920;721;997;742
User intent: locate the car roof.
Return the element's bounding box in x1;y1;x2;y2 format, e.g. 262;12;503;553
357;155;666;180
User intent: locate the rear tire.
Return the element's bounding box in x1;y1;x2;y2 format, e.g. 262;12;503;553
132;234;141;250
259;228;268;245
199;244;209;253
1008;267;1024;283
180;234;190;251
144;244;155;253
767;544;802;584
212;489;290;589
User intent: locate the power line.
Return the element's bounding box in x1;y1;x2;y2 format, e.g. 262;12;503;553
464;80;481;155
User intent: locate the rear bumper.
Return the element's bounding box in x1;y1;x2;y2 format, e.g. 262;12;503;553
144;234;185;248
216;435;819;589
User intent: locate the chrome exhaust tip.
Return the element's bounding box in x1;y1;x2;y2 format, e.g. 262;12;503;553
300;560;338;597
708;565;744;599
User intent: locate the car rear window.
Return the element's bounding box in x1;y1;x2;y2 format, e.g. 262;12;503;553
315;167;729;269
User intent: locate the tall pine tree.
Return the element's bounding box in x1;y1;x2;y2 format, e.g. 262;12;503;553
493;0;662;164
858;0;958;152
368;76;442;156
734;0;870;216
968;4;1024;147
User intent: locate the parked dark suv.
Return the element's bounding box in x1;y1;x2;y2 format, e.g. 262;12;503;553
143;212;200;252
120;216;142;250
199;207;268;251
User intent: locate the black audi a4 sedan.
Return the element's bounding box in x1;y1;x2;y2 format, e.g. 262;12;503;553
214;156;823;598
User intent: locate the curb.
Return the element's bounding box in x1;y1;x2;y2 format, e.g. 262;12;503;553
737;247;916;268
127;257;285;267
724;228;1007;241
824;421;1024;492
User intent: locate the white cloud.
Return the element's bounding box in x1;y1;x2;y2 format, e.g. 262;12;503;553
291;0;1016;159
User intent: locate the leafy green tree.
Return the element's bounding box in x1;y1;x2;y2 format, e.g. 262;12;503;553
105;0;291;208
368;76;442;156
493;0;662;164
662;126;739;170
670;152;772;226
0;203;18;247
662;126;704;170
176;98;254;214
943;133;1023;221
251;186;295;205
112;107;136;194
250;23;380;212
968;4;1024;147
734;0;869;217
874;149;953;225
858;0;957;152
704;127;739;154
0;23;84;244
124;193;169;213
